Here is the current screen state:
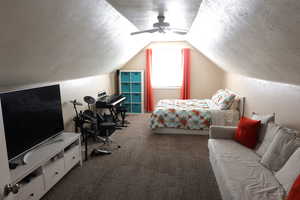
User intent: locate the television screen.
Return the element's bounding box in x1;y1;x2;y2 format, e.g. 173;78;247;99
0;84;64;160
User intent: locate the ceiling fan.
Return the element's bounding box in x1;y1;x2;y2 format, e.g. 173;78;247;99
130;14;188;35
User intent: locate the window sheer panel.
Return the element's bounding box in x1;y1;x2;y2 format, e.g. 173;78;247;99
152;47;182;88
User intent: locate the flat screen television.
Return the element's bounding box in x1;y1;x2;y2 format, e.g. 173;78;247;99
0;84;64;161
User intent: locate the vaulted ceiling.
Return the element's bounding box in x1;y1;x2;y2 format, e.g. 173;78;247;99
0;0;300;86
0;0;150;86
188;0;300;85
106;0;202;31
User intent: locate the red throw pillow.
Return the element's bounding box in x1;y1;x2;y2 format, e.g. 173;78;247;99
286;174;300;200
234;117;261;149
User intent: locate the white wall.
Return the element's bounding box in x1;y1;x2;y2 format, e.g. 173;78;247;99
0;74;113;131
225;73;300;130
121;41;225;106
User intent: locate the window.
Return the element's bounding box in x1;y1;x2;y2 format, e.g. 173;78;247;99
152;47;182;88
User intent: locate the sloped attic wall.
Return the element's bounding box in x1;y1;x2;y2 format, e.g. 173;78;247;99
187;0;300;129
188;0;300;86
0;0;150;86
225;73;300;130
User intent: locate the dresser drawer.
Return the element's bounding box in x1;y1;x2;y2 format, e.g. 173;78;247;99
16;174;44;200
44;157;65;192
64;145;80;173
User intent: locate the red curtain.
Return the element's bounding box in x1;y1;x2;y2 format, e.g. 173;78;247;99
180;48;191;99
145;49;154;112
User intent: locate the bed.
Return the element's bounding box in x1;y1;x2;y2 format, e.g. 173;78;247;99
151;89;245;135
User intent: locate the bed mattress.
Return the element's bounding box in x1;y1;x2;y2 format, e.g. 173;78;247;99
150;99;239;130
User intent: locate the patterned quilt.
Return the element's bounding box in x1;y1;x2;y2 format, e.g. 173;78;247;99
150;99;213;130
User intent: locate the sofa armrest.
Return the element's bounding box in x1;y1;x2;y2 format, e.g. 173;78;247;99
209;125;237;139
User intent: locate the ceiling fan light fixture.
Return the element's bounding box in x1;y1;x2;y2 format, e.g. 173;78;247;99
130;13;188;36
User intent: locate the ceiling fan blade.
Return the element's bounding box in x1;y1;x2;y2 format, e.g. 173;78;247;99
167;28;188;35
130;29;159;35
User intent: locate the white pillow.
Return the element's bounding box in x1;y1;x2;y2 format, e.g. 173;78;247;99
229;97;240;110
211;89;236;110
261;127;298;171
252;112;275;143
224;89;240;110
255;122;281;157
275;147;300;193
211;89;224;104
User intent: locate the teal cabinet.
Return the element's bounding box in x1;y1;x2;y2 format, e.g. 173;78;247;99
121;72;130;82
119;70;144;113
131;83;141;92
132;93;141;103
122;93;131;103
132;103;142;113
131;72;141;82
121;83;130;93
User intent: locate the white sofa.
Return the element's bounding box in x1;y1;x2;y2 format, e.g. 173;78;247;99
208;126;286;200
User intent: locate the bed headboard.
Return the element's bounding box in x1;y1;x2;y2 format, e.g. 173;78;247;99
225;89;245;118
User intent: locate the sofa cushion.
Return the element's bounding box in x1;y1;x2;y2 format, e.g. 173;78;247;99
261;127;299;172
234;117;261;149
276;148;300;194
209;125;236;139
209;139;285;200
251;112;275;143
209;139;261;162
255;122;281;156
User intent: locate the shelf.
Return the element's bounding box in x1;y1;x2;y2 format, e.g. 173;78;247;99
10;132;81;184
9;132;82;200
119;70;144;113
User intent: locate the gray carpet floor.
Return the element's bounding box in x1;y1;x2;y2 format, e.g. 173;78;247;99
42;114;222;200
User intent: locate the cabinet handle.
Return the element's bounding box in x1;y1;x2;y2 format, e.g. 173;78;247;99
30;193;34;197
55;171;59;175
72;156;76;159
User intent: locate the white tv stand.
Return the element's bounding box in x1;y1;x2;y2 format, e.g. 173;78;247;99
9;132;82;200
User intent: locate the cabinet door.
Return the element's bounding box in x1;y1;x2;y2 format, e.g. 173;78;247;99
121;83;130;93
0;102;14;200
122;93;131;103
120;72;130;82
131;83;141;93
132;104;141;113
130;72;141;82
131;93;141;103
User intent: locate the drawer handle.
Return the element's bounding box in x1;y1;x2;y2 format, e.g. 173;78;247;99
30;193;34;197
55;171;59;175
72;156;76;159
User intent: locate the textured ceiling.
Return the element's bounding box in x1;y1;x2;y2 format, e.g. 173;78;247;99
188;0;300;85
1;0;300;86
106;0;202;31
0;0;150;86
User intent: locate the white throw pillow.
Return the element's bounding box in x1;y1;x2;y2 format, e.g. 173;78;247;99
255;122;281;157
211;89;236;110
252;112;275;143
211;89;224;104
275;147;300;193
229;97;240;110
261;127;299;171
